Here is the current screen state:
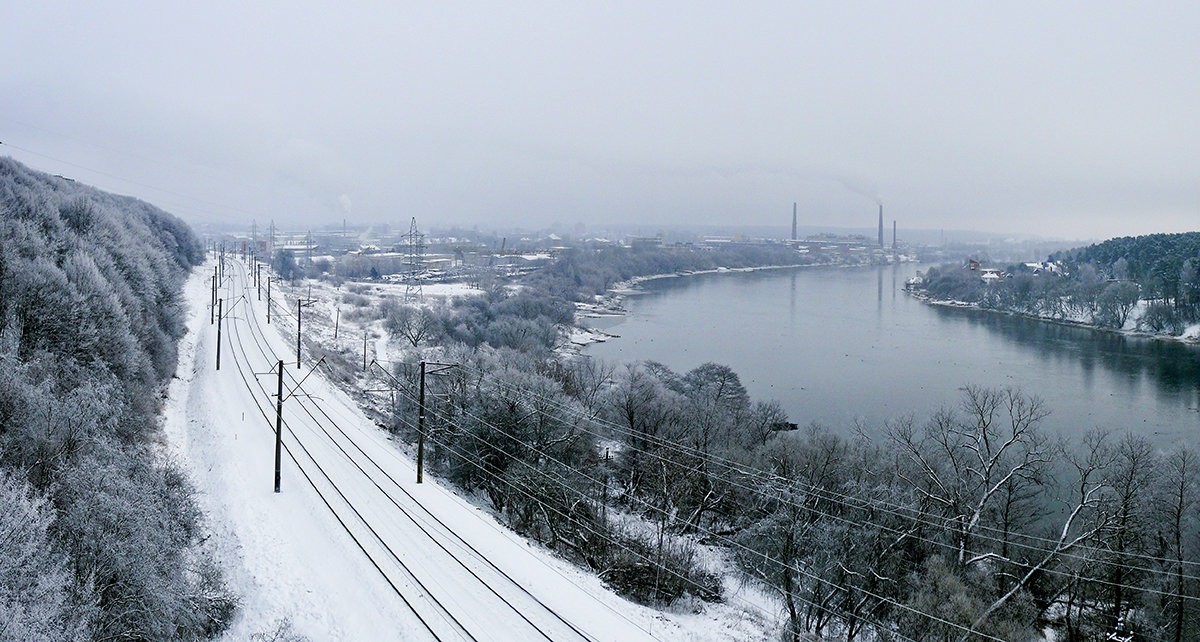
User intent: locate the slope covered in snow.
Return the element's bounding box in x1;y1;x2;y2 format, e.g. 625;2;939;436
163;257;775;641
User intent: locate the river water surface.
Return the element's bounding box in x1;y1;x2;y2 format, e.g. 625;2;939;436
583;265;1200;448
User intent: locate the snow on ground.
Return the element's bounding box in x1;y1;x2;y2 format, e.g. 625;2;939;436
163;259;781;641
372;280;485;300
165;263;430;640
911;290;1200;344
567;325;618;348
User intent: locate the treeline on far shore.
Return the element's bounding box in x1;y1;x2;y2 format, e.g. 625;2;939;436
914;231;1200;334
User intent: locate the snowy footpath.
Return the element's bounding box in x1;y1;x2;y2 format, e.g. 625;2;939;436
161;258;771;641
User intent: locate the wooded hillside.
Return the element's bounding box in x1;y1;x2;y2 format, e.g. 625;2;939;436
1053;231;1200;312
0;158;232;640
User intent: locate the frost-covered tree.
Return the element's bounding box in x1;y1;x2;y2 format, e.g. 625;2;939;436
0;157;232;639
0;471;91;641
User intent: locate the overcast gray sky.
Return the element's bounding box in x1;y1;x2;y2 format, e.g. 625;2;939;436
2;2;1197;239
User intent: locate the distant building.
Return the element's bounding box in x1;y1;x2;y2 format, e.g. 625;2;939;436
629;236;663;250
1023;261;1064;275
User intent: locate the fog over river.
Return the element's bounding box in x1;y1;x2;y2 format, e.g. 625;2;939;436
583;264;1200;449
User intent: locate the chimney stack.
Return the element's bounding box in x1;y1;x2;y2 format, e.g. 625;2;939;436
878;205;884;247
792;202;797;241
892;220;897;249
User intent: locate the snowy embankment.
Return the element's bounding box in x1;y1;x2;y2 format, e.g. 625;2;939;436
163;259;778;641
906;289;1200;344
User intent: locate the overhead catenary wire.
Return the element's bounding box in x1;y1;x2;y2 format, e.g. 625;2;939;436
221;262;477;641
215;272;447;642
262;270;1190;638
387;385;1013;642
301;373;674;642
228;258;606;642
372;364;969;640
256;260;1191;640
247;295;849;636
441;364;1200;613
231;290;588;642
454;362;1200;579
407;387;1185;642
369;350;1170;637
403;414;916;640
228;322;475;642
375;371;1177;642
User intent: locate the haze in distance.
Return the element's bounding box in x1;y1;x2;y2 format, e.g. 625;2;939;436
1;1;1197;239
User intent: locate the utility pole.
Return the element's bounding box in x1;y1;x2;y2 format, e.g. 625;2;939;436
412;361;457;484
211;271;217;324
417;361;426;484
334;306;340;340
295;294;317;369
266;277;272;324
215;298;223;370
363;330;368;370
274;359;283;493
257;264;262;300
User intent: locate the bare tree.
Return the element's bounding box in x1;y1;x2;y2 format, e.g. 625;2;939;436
605;364;685;496
384;303;442;347
889;386;1051;568
1096;434;1159;631
561;357;615;417
967;430;1115;637
1096;281;1140;327
1155;447;1199;642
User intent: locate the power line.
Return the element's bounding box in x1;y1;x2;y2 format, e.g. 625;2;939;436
223;261;487;640
237;264;812;639
384;381;992;641
259;267;1199;628
217;287;446;641
250;259;1190;638
228;259;613;642
388;366;1200;622
458;364;1200;577
451;366;1200;608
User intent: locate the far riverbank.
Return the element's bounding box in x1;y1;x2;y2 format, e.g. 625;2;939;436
905;288;1200;346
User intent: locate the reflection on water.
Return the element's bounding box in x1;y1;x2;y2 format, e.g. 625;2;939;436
933;306;1200;404
584;265;1200;448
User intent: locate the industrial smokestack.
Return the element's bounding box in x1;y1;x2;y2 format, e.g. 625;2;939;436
892;220;896;249
792;202;797;241
878;205;884;248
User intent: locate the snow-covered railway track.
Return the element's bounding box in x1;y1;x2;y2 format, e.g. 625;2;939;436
220;258;600;642
220;270;470;641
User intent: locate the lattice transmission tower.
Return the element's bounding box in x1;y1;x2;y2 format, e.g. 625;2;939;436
402;217;425;302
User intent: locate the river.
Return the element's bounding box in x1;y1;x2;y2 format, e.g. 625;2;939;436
582;264;1200;448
